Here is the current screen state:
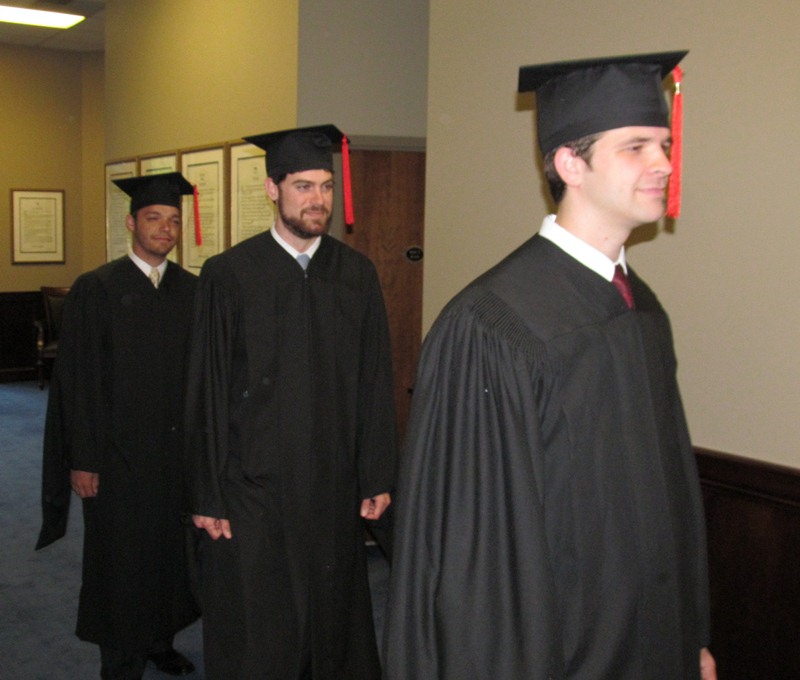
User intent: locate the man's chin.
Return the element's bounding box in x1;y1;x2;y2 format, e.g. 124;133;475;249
290;220;330;239
303;213;330;228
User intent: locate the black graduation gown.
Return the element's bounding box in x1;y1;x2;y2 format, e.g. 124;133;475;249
37;257;199;652
384;235;710;679
185;232;397;680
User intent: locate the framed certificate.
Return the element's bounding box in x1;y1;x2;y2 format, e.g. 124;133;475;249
105;159;137;261
180;146;225;272
11;189;65;264
230;142;273;246
139;153;177;176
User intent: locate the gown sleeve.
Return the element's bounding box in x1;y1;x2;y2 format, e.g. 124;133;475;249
59;274;112;471
184;257;237;519
36;369;70;549
383;291;565;679
355;264;398;501
37;273;110;548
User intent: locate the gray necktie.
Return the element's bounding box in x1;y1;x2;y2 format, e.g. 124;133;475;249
149;267;161;288
296;254;310;271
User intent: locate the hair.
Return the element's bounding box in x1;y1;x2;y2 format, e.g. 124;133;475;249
542;132;600;204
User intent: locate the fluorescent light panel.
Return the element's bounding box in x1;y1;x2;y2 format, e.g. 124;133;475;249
0;4;85;29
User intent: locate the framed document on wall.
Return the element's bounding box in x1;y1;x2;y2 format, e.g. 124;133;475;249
139;153;177;176
105;160;137;262
181;147;225;272
230;142;273;246
11;189;65;264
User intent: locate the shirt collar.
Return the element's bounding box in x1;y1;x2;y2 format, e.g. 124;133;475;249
538;214;627;282
128;251;167;279
270;225;321;260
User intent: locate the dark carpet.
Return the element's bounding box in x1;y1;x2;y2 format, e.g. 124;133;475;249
0;381;390;679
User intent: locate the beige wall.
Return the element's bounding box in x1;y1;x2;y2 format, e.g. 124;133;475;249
425;0;800;467
0;0;301;286
297;0;428;137
0;45;95;290
81;52;106;269
104;0;299;159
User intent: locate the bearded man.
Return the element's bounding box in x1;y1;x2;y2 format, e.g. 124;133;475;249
185;126;397;680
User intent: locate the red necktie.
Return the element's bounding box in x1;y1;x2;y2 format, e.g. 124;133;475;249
612;264;634;309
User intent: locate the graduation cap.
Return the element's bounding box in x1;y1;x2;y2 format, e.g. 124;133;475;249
518;51;688;217
113;172;194;213
244;124;355;228
112;172;203;245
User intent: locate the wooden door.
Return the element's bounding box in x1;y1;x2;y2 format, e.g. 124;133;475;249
344;149;425;442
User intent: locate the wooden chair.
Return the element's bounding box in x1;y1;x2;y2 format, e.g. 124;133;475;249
34;286;70;389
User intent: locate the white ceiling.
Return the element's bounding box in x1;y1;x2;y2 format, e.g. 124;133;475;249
0;0;105;52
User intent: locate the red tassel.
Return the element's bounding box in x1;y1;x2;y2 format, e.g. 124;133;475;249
341;134;355;231
666;65;684;219
193;185;202;246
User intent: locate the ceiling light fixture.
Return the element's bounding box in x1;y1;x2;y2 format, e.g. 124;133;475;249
0;4;85;29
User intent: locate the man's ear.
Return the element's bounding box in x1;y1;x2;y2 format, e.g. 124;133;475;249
124;213;136;234
265;177;279;202
553;146;585;189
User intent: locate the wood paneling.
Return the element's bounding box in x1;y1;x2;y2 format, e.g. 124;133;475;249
345;149;425;442
0;291;41;382
697;448;800;679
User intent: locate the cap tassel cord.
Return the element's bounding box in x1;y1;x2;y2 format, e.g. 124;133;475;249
193;185;203;246
341;134;355;232
666;65;683;219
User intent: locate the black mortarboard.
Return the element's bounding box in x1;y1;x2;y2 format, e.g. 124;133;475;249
112;172;195;214
244;124;355;227
518;51;687;155
244;124;345;179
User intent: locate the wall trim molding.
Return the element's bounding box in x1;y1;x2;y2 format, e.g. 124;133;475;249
0;290;40;382
695;446;800;506
348;135;426;152
695;446;800;678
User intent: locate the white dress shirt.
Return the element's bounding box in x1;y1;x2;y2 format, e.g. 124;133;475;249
538;214;628;281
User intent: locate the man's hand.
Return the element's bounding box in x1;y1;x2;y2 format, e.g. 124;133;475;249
193;514;233;540
360;493;391;520
700;647;717;680
70;470;99;498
